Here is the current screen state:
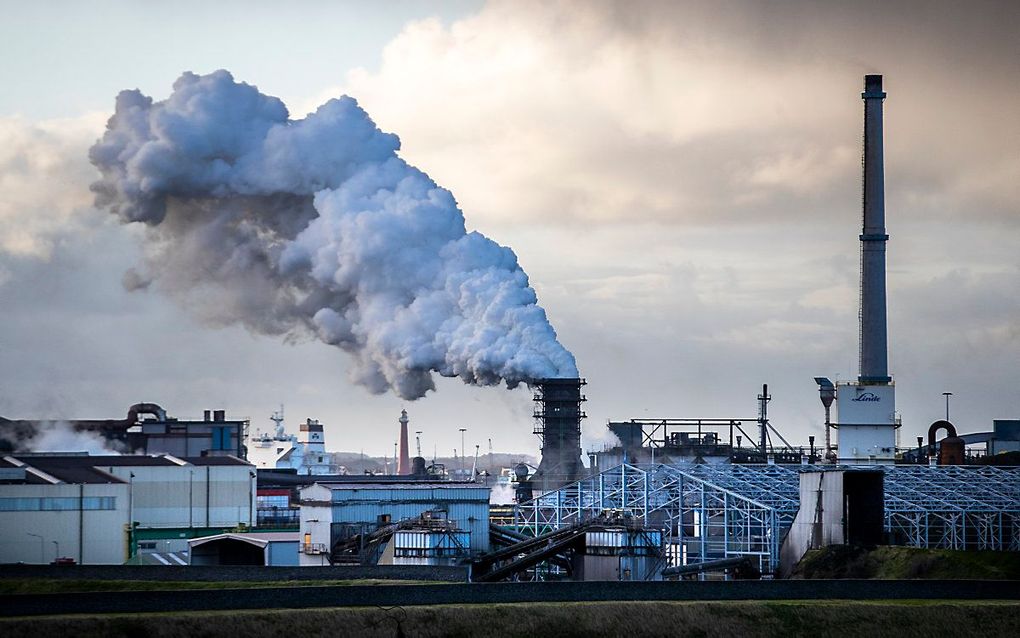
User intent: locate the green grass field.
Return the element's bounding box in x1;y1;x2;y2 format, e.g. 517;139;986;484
2;600;1018;638
792;546;1020;580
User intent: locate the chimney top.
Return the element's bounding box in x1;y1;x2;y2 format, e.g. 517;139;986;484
863;74;886;99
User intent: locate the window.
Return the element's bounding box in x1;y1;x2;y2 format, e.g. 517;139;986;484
0;496;116;511
211;426;232;450
256;495;289;508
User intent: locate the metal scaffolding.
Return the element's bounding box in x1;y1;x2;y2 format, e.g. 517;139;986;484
514;463;1020;576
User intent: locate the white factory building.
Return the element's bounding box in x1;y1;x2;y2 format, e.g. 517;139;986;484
0;453;256;565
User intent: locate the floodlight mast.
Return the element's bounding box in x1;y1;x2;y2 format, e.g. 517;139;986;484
814;377;836;462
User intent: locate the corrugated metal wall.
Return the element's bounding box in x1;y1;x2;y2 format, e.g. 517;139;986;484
329;486;490;552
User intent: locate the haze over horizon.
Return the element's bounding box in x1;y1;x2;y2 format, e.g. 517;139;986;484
1;0;1017;459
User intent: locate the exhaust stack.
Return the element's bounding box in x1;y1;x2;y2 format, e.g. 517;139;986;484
859;74;891;384
829;74;898;465
532;378;586;491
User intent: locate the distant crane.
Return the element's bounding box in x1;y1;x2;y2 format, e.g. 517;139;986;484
270;404;285;438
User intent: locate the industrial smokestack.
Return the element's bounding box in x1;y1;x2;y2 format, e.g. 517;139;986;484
532;378;586;491
397;409;411;475
859;74;891;384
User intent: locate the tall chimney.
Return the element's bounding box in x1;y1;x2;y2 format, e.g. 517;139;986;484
532;378;586;492
859;74;891;384
397;409;411;475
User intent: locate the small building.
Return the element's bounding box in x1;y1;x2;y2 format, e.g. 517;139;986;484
189;532;299;566
572;527;664;581
778;468;884;577
299;482;490;566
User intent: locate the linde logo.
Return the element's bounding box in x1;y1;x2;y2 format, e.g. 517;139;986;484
852;392;881;402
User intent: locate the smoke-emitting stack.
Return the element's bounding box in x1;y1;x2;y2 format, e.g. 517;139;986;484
532;378;586;491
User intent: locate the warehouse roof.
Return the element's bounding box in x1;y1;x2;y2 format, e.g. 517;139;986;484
184;455;251;466
2;453;253;484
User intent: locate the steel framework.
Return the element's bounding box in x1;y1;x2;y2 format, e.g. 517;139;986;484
514;463;1020;576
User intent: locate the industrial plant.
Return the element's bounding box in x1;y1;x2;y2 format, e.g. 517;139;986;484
1;75;1018;590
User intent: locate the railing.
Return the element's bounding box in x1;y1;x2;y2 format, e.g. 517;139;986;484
300;543;328;555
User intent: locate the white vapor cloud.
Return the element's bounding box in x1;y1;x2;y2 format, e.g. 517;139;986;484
88;70;577;400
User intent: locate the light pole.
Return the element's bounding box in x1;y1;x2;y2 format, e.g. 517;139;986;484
815;378;836;463
52;540;59;562
26;533;43;563
942;392;953;422
458;428;467;478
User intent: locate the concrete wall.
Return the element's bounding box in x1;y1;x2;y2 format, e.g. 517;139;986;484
0;563;470;582
0;483;130;564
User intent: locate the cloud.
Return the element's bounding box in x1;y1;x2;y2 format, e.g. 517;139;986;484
0;113;106;258
291;0;1020;231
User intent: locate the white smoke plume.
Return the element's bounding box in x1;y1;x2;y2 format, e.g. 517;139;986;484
24;422;123;455
89;70;577;399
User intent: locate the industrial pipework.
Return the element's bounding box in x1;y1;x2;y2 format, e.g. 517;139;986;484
859;74;891;384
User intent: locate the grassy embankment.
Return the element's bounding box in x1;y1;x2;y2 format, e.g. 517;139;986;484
1;600;1019;638
791;545;1020;580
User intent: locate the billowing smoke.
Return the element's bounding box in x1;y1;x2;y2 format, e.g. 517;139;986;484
89;70;577;399
9;422;125;455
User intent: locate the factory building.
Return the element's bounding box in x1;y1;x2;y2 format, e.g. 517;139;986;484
298;482;490;566
0;453;256;564
0;403;247;459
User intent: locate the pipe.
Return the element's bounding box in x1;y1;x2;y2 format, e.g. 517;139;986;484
79;483;84;564
205;465;211;527
927;420;957;448
127;403;167;424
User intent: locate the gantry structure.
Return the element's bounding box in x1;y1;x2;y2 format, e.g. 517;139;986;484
514;463;1020;576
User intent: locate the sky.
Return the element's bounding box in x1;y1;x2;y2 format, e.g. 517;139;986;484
1;0;1018;460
